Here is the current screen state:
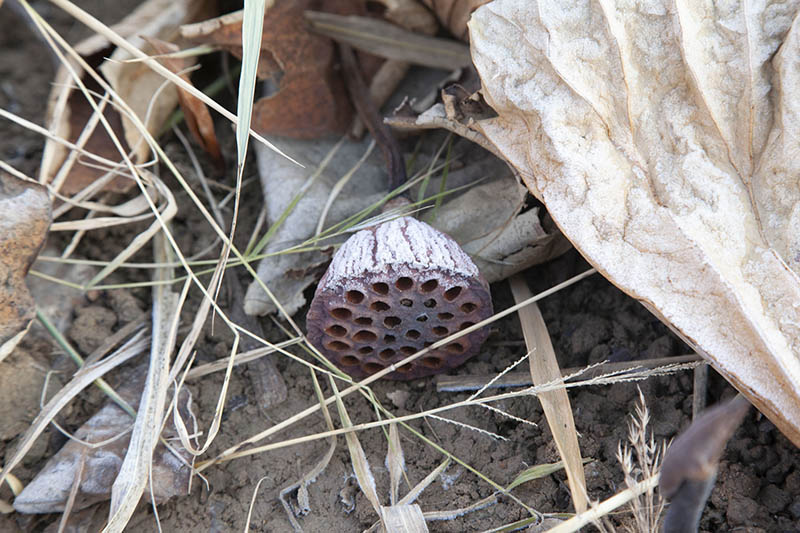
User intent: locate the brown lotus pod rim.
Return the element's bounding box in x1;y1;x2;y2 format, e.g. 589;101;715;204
306;216;493;380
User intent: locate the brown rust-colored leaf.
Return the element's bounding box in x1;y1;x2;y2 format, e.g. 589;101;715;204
145;37;223;170
182;0;367;139
0;174;51;362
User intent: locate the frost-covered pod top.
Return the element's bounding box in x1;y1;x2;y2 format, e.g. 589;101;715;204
306;216;492;380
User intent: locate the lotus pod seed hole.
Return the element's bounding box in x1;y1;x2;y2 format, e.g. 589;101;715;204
406;329;421;340
331;308;352;320
416;315;428;322
400;346;416;355
340;356;360;366
354;316;373;325
460;302;477;313
432;326;448;336
420;279;438;292
384;316;401;328
423;299;437;308
445;343;465;354
437;312;454;320
353;330;377;342
384;334;396;343
363;362;384;374
398;364;413;373
400;298;413;307
326;325;347;337
421;356;444;369
396;277;413;291
444;286;463;301
371;301;390;312
379;348;395;360
372;282;389;295
327;340;349;351
358;346;374;355
460;321;475;330
423;341;433;347
346;290;365;304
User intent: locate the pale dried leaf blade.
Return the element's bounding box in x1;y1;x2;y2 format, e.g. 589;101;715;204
386;423;404;506
471;1;800;445
107;235;181;530
381;504;428;533
330;379;383;521
509;275;587;513
305;11;471;69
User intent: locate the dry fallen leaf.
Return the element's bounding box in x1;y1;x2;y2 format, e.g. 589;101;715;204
182;0;368;139
41;0;214;195
13;365;193;514
145;37;223;170
470;1;800;444
0;174;51;363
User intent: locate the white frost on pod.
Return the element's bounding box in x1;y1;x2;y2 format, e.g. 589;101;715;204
323;216;480;292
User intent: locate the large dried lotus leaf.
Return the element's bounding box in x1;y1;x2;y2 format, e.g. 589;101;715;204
470;1;800;444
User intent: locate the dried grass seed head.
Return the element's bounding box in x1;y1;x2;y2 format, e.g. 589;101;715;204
307;216;492;380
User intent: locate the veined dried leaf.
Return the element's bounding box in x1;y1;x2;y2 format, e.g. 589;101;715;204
0;174;51;362
181;0;363;139
470;1;800;444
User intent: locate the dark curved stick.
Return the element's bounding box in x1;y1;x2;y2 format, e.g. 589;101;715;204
339;44;407;191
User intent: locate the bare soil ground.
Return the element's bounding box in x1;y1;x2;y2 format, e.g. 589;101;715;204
1;2;799;532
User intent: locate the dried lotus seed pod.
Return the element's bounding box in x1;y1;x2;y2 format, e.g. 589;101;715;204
306;216;492;380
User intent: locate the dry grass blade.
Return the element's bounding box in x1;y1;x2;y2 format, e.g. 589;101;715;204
546;475;660;533
330;376;383;526
184;339;301;380
506;460;587;492
386;423;404;505
381;504;428;532
279;371;338;532
305;11;471;69
107;234;182;531
0;330;148;489
437;354;703;392
509;274;588;513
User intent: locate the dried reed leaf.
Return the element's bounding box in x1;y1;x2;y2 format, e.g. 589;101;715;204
381;504;428;532
386;423;404;505
0;174;51;362
509;275;587;513
330;377;383;524
107;234;181;530
306;11;470;69
40;0;214;195
471;1;800;445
